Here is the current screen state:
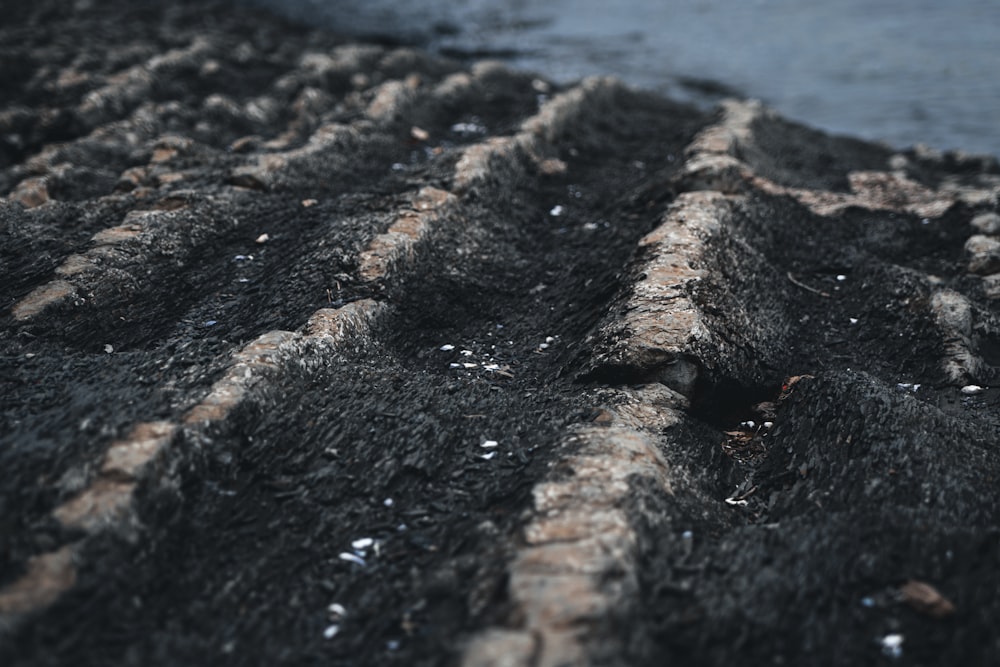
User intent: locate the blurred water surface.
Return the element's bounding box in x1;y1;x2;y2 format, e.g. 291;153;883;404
247;0;1000;156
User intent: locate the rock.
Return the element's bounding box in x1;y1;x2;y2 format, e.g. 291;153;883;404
966;234;1000;274
971;211;1000;235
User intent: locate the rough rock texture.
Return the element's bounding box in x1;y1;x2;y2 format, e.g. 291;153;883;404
2;1;1000;666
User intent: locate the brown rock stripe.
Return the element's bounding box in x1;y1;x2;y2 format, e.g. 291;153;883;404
680;98;1000;217
454;76;627;193
9;202;197;321
357;187;458;282
463;389;684;667
0;546;77;630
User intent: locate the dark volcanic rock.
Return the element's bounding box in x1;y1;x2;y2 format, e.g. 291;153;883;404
2;1;1000;666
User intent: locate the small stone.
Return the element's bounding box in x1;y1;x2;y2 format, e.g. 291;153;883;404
899;580;955;618
410;126;429;141
879;634;904;659
888;154;910;171
351;537;374;550
255;233;270;244
531;78;551;93
10;176;50;208
983;274;1000;300
961;385;984;395
539;158;567;175
971;212;1000;235
965;235;1000;275
592;409;614;425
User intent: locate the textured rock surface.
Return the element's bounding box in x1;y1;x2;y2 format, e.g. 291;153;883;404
2;1;1000;665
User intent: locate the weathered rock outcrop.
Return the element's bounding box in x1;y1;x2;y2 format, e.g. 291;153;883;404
2;1;999;666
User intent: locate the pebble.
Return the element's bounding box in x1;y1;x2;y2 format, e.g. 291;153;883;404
879;634;903;659
961;385;985;395
971;212;1000;235
338;552;366;566
450;122;486;135
351;537;374;550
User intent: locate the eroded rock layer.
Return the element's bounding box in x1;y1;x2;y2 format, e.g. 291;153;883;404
2;1;1000;665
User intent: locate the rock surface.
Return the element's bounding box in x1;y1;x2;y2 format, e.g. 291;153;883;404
2;1;1000;665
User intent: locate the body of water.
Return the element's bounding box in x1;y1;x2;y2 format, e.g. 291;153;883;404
247;0;1000;157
